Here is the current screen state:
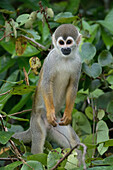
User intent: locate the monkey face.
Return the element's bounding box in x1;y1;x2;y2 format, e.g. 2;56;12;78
57;36;76;56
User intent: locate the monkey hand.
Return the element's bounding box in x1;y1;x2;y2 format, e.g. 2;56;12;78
47;111;57;127
59;112;71;126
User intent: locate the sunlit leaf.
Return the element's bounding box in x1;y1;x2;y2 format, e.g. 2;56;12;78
85;106;93;120
5;21;12;42
96;120;109;144
97;109;105;120
16;14;29;26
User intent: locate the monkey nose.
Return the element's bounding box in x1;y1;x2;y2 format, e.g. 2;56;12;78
61;48;71;55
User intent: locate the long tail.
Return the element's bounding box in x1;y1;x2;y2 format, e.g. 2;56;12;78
13;128;31;143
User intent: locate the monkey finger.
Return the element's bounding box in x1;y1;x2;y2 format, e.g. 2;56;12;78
60;115;66;121
51;120;57;127
51;115;57;127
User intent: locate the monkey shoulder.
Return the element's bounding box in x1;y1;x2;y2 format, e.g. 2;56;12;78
43;48;59;72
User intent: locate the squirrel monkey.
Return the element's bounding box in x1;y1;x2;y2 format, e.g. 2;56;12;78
13;24;82;159
41;24;82;126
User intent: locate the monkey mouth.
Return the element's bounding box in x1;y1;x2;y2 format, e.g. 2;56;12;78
61;48;71;55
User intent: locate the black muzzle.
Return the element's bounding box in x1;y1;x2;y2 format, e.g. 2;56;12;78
61;48;71;55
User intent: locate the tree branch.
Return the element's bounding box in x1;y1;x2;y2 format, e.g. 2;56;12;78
0;31;13;41
51;143;87;170
0;158;18;161
21;35;46;50
2;109;32;117
0;90;11;96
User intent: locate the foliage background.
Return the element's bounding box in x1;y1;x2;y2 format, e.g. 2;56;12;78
0;0;113;169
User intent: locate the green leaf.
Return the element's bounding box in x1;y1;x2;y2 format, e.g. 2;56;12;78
82;134;96;157
26;30;40;40
104;139;113;147
107;100;113;122
0;9;14;14
54;12;78;23
98;50;113;66
0;57;16;74
97;143;108;155
80;42;96;63
22;44;40;57
0;131;14;144
0;70;19;111
82;20;91;33
83;63;102;78
42;22;50;42
66;0;80;14
5;161;22;170
27;153;47;166
91;155;113;167
11;84;36;95
96;120;109;144
47;149;63;169
64;150;79;169
90;89;104;98
107;100;113;114
72;110;91;134
97;109;105;120
21;160;44;170
92;155;113;167
9;93;32;114
97;91;113;109
16;14;30;26
88;24;99;43
5;21;12;42
0;39;15;55
106;75;113;85
89;79;101;92
85;106;93;120
101;29;113;50
98;9;113;34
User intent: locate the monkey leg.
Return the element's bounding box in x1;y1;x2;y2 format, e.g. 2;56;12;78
47;124;82;166
47;124;80;148
13;128;31;143
30;114;46;154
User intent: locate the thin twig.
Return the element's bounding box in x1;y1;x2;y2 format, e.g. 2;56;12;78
109;128;113;132
0;31;13;41
2;109;32;117
51;143;87;170
21;35;46;50
0;158;18;161
0;90;11;96
39;1;52;36
23;67;29;86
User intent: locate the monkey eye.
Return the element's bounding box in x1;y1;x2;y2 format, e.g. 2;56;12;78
66;39;72;45
59;40;64;45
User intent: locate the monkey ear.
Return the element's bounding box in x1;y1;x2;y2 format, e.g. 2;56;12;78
52;33;57;47
76;34;82;46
